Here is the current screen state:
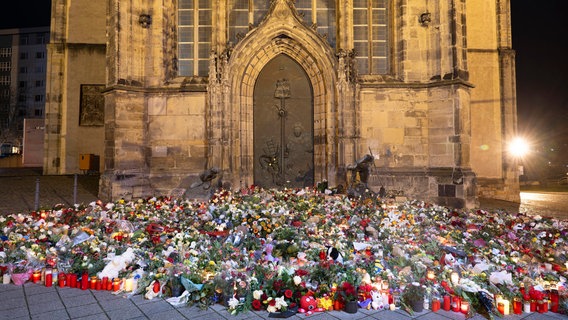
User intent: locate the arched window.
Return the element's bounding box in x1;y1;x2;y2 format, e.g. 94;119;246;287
178;0;212;77
353;0;389;74
227;0;335;49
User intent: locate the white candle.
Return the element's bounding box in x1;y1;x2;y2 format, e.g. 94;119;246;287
450;271;459;285
2;273;10;284
124;278;134;292
502;299;510;315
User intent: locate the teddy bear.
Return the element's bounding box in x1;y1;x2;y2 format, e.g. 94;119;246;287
370;290;384;310
98;247;136;280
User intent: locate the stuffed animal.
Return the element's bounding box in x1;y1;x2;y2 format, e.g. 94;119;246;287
298;295;324;315
326;246;343;264
98;248;136;280
441;253;456;266
144;280;161;300
370;290;384;310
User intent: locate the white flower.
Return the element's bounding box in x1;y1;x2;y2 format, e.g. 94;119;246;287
266;305;277;313
227;297;240;309
293;275;302;285
275;296;288;309
253;290;263;300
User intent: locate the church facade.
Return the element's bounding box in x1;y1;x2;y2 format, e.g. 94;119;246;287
44;0;519;208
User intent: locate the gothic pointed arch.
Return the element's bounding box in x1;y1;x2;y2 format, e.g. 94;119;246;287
208;0;354;188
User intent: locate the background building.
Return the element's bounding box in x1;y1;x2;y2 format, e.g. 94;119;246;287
0;27;49;162
45;0;519;208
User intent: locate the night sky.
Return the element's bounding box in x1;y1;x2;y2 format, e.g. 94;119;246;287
1;1;566;147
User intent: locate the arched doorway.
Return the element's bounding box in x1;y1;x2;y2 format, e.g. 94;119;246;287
253;54;314;188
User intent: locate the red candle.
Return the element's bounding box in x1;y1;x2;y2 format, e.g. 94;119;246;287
81;272;89;290
102;277;108;289
107;280;113;291
112;278;121;292
32;271;41;283
68;273;77;287
513;298;522;314
530;300;537;312
452;296;461;312
45;272;53;287
551;290;559;312
90;276;98;290
538;300;548;313
443;295;451;311
58;273;66;288
432;299;441;312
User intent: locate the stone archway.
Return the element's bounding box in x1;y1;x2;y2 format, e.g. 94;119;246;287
207;0;354;189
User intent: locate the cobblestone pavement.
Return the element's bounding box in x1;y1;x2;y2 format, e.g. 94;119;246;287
1;282;567;320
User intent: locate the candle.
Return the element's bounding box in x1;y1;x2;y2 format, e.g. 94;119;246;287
538;300;548;313
524;301;531;313
513;298;522;314
443;295;451;311
58;273;66;288
460;300;469;314
68;273;77;288
45;270;53;287
81;272;89;290
112;278;121;292
52;269;58;285
32;270;41;283
432;298;441;312
2;273;10;284
551;290;559;312
450;271;459;285
389;303;396;311
530;300;536;312
502;299;510;315
102;277;109;289
124;278;134;292
426;270;436;281
452;296;461;312
90;276;98;290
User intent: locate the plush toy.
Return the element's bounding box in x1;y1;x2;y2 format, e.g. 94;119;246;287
326;246;344;264
144;280;161;300
441;253;456;266
98;248;136;280
298;295;324;315
370;290;384;310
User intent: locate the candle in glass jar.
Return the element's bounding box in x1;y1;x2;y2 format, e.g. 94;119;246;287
112;278;121;292
58;273;66;288
551;290;559;312
102;277;108;289
81;272;88;290
443;295;451;311
3;273;10;284
32;270;41;283
513;298;522;314
90;276;98;290
524;301;531;313
426;270;436;281
460;300;469;314
45;270;53;287
452;296;461;312
432;298;441;312
68;273;77;287
124;278;134;292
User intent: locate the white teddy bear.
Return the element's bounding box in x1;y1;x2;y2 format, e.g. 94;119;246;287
98;248;136;280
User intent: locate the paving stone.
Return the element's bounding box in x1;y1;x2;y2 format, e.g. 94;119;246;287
30;308;70;320
146;309;187;320
98;297;136;312
62;293;99;308
137;300;174;316
26;291;60;304
67;303;106;319
0;296;28;310
27;299;65;315
74;315;110;320
105;306;145;320
24;284;57;296
0;306;30;319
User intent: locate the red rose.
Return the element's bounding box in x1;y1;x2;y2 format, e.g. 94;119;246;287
284;290;293;299
252;299;262;310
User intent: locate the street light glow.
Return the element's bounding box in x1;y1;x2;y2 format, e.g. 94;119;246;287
509;137;530;158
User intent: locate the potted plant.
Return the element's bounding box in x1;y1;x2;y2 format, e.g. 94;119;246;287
402;282;426;313
338;281;359;313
